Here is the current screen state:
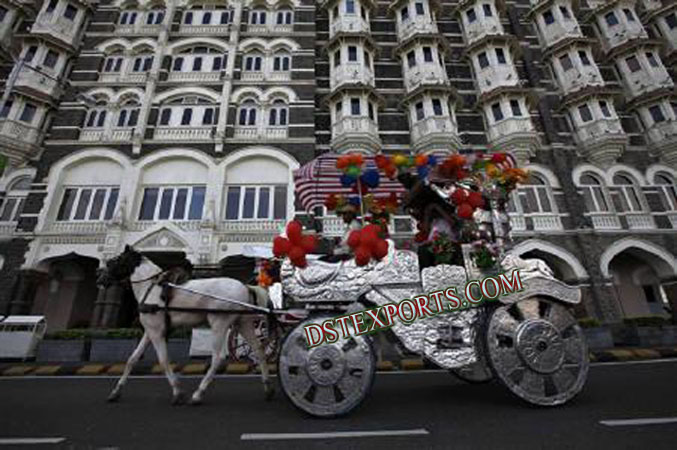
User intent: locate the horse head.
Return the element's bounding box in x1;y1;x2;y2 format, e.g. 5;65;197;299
97;245;144;288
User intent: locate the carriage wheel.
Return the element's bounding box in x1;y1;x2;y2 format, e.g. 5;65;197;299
485;298;588;406
278;315;376;418
450;360;493;384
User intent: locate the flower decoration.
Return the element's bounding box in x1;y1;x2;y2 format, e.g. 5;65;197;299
272;220;317;268
346;223;389;266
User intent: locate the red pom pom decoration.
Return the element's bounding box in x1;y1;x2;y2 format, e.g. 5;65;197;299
491;153;507;164
300;235;317;253
457;203;474;219
273;236;291;258
347;230;361;249
325;194;338;211
375;154;389;169
372;239;389;260
451;189;468;205
336;156;350;170
286;220;303;245
467;191;485;209
354;246;371;266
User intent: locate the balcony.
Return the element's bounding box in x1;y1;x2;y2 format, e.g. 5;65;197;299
487;117;536;144
331;63;374;90
537;21;583;49
598;21;648;53
331;116;381;153
588;212;622;230
463;17;503;45
475;66;519;95
269;71;292;82
508;215;526;232
319;215;415;237
99;72;148;84
410;116;461;153
0;118;45;148
32;12;82;48
241;71;264;82
556;68;604;95
167;71;222;83
232;126;288;140
219;219;286;233
330;15;370;38
646;120;677;165
154;126;214;140
624;212;655;229
117;23;163;35
179;24;230;35
531;214;564;231
14;66;62;99
397;17;439;44
47;222;108;235
619;66;673;100
403;63;448;93
79;128;134;142
573;118;628;166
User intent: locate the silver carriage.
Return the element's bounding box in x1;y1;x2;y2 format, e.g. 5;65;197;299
276;241;589;417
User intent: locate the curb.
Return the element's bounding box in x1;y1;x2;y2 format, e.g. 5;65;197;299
2;347;677;377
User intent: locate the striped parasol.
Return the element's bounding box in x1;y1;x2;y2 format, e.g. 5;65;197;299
293;153;407;213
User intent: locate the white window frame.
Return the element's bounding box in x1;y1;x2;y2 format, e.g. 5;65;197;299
223;184;288;221
137;185;206;221
55;185;120;222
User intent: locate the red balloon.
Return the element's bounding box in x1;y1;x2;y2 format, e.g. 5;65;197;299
372;239;389;260
360;231;378;250
467;191;485;209
300;235;317;253
347;230;361;249
457;202;474;219
491;153;507;164
286;220;303;245
451;189;468;205
363;224;381;239
273;236;291;257
354;246;371;266
288;246;307;268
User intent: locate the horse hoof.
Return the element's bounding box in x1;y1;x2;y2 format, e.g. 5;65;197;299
107;390;121;403
171;392;186;406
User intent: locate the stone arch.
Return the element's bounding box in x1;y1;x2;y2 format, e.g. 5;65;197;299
0;167;36;191
153;86;221;104
512;239;589;282
262;86;298;103
167;37;231;54
96;38;133;54
523;164;561;188
219;146;300;172
600;238;677;279
45;148;132;186
231;86;265;104
607;164;647;186
136;148;215;174
646;164;677;183
268;38;301;53
572;163;606;185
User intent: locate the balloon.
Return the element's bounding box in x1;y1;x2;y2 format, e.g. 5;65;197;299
273;236;291;257
372;239;389;259
340;173;356;187
324;194;338;210
349;153;364;166
375;154;389;169
346;165;361;178
300;235;317;253
336;156;350;170
457;202;474;219
286;220;303;245
491;153;507;164
347;230;361;249
417;165;430;179
348;196;361;206
427;154;438;167
361;169;380;188
415;154;429;167
363;223;381;239
385;165;397;179
288;246;307;268
393;154;408;167
468;191;485;208
451;189;468;205
354;246;371;266
360;231;377;250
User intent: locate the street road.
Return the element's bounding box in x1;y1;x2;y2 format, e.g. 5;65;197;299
1;359;676;449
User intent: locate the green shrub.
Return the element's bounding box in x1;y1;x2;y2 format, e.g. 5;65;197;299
623;316;670;327
577;317;601;328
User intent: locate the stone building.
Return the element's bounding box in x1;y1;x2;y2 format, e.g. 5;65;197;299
0;0;675;331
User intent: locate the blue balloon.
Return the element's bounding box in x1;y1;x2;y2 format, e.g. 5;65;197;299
361;169;380;188
340;174;356;187
417;165;430;179
428;154;438;167
348;196;361;206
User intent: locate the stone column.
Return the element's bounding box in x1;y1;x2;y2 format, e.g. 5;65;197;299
8;269;44;315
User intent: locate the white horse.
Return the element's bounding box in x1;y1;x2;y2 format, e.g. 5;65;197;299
97;245;273;405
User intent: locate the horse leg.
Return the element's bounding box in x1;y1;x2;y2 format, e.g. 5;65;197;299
107;332;150;402
147;326;183;405
239;317;274;401
190;316;232;405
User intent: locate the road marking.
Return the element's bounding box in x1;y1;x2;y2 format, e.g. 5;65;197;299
240;429;430;440
600;417;677;427
0;438;65;445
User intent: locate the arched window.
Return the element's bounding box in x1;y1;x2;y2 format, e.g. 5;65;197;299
145;8;165;25
238;100;258;126
116;101;140;128
612;173;644;212
276;9;293;25
580;173;610;212
103;53;124;73
273;52;291;71
0;176;31;222
131;53;154;72
172;47;226;73
244;53;263;71
85;107;107;128
119;9;138;25
269;100;288;126
655;172;677;211
518;173;555;214
158;96;217;127
250;9;267;24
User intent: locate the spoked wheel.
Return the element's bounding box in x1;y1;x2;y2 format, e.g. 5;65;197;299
486;298;588;406
451;359;494;384
278;315;376;418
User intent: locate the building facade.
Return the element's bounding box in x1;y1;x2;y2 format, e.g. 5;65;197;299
0;0;676;331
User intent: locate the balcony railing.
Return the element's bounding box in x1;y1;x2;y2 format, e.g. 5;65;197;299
531;214;563;231
508;215;527;231
48;222;108;234
167;71;222;83
99;72;148;83
475;66;519;94
117;23;163;35
219;219;286;233
537;21;582;48
558;68;604;94
463;17;503;45
241;71;264;82
398;17;438;43
403;63;448;92
619;67;673;100
588;213;622;230
269;71;291;82
599;23;648;53
14;66;61;98
624;213;655;229
331;63;374;90
319;215;415;237
179;24;230;35
332;116;379;140
232;126;288;140
487;117;536;143
410;116;459;150
574;118;625;145
154;126;213;140
0;118;44;147
330;15;370;37
646;120;677;145
79;129;104;141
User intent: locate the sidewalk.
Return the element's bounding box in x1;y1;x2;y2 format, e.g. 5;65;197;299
2;346;677;377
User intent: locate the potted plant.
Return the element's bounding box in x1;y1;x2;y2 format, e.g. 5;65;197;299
578;317;613;350
89;328;143;362
36;329;88;362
